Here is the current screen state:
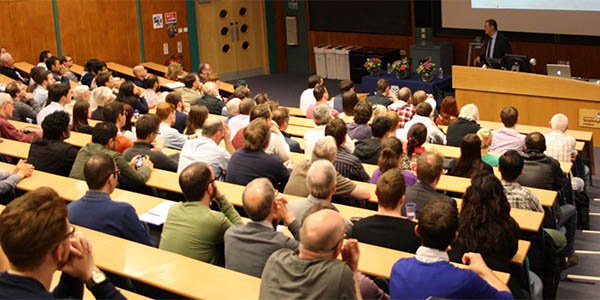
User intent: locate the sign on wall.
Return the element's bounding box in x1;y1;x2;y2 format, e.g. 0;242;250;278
579;108;600;129
153;13;164;29
165;12;177;24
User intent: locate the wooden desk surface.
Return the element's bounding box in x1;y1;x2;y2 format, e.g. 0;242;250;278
107;62;175;86
13;62;79;90
287;107;306;118
70;64;85;76
0;74;14;84
10;120;91;147
477;120;593;143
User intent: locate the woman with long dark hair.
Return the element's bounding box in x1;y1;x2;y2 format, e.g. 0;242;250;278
370;137;417;187
71;101;93;134
116;81;149;114
184;105;209;135
447;133;493;178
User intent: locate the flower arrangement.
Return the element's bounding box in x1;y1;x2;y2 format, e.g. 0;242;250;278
416;56;435;75
392;58;410;79
364;57;382;75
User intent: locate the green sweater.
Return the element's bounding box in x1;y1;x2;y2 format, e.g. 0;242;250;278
159;196;243;264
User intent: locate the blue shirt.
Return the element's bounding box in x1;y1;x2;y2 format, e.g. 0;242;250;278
68;190;154;246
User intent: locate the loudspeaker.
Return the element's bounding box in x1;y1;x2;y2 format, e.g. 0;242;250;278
285;16;299;46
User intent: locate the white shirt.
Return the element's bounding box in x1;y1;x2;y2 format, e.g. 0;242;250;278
299;88;316;113
487;31;498;59
425;97;437;113
267;132;290;162
228;114;250;141
157;122;188;150
178;136;231;179
304;125;355;160
36;102;66;125
545;131;577;162
398;114;446;145
32;85;48;107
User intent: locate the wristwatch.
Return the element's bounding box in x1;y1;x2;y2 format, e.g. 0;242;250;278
86;269;107;288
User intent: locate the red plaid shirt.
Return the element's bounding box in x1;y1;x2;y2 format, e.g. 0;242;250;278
397;104;416;128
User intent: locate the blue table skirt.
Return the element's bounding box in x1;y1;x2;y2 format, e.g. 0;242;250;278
360;73;452;97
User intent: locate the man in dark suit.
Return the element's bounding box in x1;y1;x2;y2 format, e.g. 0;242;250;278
0;52;29;84
403;152;456;216
475;19;512;66
197;81;225;115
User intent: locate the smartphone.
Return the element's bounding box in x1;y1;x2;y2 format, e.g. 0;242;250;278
135;156;144;168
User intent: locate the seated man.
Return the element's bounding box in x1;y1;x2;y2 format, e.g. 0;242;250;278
46;56;70;89
164;92;187;133
180;73;203;105
260;209;361;299
5;81;41;123
69;153;154;246
388;87;411;112
156;102;191;150
272;107;302;153
31;68;55;106
60;55;79;82
160;162;243;264
351;168;420;253
400;102;446;145
390;199;512;299
197;81;225;115
545;113;585;192
354;116;395;165
70;122;154;194
36;83;71;126
288;159;338;222
28;111;79;177
224;178;299;277
226;119;290;191
403;152;457;216
90;87;116;121
304;104;354;159
306;85;338;120
325;118;369;182
123;114;178;172
299;74;322;113
0;52;28;84
366;78;394;107
490;106;525;154
228;98;254;140
0;187;123;299
178;117;233;179
499;150;543;212
284;136;370;202
132;64;148;88
332;79;354;112
0;93;40;143
397;89;426;129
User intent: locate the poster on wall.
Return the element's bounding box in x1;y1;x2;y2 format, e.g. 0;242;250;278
165;12;177;24
153;13;163;29
167;24;178;38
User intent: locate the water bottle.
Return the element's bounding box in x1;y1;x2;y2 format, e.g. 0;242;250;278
387;63;392;74
438;67;444;79
133;109;140;121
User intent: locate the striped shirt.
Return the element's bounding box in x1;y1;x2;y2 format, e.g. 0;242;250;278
545;131;576;163
502;181;543;212
334;148;370;182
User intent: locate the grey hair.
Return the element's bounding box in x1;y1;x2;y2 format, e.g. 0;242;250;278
72;85;90;102
313;104;331;126
307;159;337;199
458;104;480;121
550;113;569;132
312;136;337;162
0;93;12;106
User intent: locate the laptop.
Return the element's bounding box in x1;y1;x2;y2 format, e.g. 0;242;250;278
547;64;572;78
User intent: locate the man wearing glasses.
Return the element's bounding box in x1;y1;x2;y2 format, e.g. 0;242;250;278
0;187;123;299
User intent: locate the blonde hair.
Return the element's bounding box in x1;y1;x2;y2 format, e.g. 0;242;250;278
165;62;183;81
477;128;492;150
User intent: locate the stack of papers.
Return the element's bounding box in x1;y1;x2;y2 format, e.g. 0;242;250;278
139;202;175;225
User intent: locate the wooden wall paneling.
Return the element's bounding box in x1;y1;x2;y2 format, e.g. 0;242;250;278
57;0;141;68
273;0;287;73
0;0;57;64
140;0;191;71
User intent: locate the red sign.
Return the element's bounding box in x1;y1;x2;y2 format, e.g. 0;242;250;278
165;12;177;24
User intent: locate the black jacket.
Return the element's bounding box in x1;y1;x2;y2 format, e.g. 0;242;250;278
28;138;79;177
197;94;225;115
354;138;382;165
517;151;567;191
366;93;392;107
446;118;481;147
403;181;457;216
0;66;28;84
479;32;512;63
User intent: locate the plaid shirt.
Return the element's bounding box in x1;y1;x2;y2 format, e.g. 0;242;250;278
397;104;416;129
545;131;576;163
502;181;544;212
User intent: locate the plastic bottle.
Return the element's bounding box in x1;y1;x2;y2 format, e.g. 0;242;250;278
134;109;140;121
438;67;444;79
387;63;392;74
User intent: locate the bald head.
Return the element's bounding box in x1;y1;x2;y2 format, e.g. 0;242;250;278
132;65;147;79
300;209;346;254
307;159;336;199
202;117;225;138
550;113;569;132
242;178;276;221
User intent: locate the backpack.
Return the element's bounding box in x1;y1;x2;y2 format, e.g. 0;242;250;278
573;190;590;230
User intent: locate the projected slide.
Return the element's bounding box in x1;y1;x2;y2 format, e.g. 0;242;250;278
472;0;600;11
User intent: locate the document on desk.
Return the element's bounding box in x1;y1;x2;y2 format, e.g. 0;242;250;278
139;202;175;225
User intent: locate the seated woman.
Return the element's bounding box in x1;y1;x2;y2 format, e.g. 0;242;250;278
71;100;93;134
347;101;372;142
477;128;499;167
449;173;526;298
447;133;493;178
401;123;428;170
370;136;417;187
165;62;184;81
140;75;160;109
338;91;358;124
184;105;209;136
446;104;481;147
90;86;115;121
116;81;149;114
435;96;459;126
121;104;136;142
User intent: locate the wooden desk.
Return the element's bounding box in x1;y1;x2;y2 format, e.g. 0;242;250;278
13;62;79;89
50;272;150;300
287;107;306;118
70;64;85;76
0;74;15;84
107;62;175;88
9;120;91;147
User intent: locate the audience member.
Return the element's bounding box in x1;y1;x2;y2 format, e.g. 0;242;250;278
180;73;203;105
347;101;373;141
545;113;586;191
332;79;354;112
228;97;255;140
36;50;52;69
338;91;359;123
390;199;512;299
224;97;241;120
325;118;369;182
306;85;338;119
70;84;91;111
0;159;33;203
28;111;78;177
388;87;411;112
132;65;148;88
404;123;428;163
116;81;148;114
299;74;323;113
0;93;40;143
224;178;299;277
226;119;290;191
59;55;78;82
447;134;493;178
165;62;184;81
397;89;427;129
499;150;543;212
370;137;417;186
90;87;115;121
156;102;191;150
253;92;269;105
123;114;178;172
140;75;160;108
102;101;133;153
400;102;446;144
0;187;124;299
95;71;120;90
366;78;394;107
81;59;107;87
354;116;394;165
446;104;481;146
37;83;71;125
183;105;208;135
198;81;225;115
477;128;499;167
435;96;459;126
163;92;187;133
31;69;55;106
0;53;28;84
71;101;93;134
5;81;40;122
272;107;302;153
490;106;525;154
46;56;70;88
404;152;456;215
198;63;213;82
160;162;243;264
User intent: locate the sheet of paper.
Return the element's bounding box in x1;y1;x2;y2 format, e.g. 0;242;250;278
139;201;175;226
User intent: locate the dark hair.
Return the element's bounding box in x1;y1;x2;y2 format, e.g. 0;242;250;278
451;134;486;178
179;162;213;202
92;122;118;145
72;101;90;132
41;111;70;140
0;187;67;270
59;55;71;65
353;101;372;125
253;92;270;105
525;132;546;153
143;75;159;91
47;83;69;105
339;79;354;93
122;103;134;132
456;173;518;257
165;91;183;107
378;137;403;173
185;105;209;135
307;74;322;88
375;78;389;94
239;98;256;115
342;91;359;116
272;107;290;127
312;85;327;101
371;116;393;139
45;56;60;71
325;118;348;147
95;71;112;87
116;81;136;101
375;168;406;210
244;119;270;151
407;123;427;157
183;73;198;88
103;101;124;124
415;102;432;117
416;199;459;251
85;59;106;75
438;96;459;124
416;152;444;184
84;153;116;190
5;81;20;98
499;150;523;182
485;18;498;30
250;103;271;121
33;69;52;85
136;114;160;140
38;50;51;63
500;106;519;128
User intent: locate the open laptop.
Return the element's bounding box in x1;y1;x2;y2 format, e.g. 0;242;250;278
547;64;572;78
